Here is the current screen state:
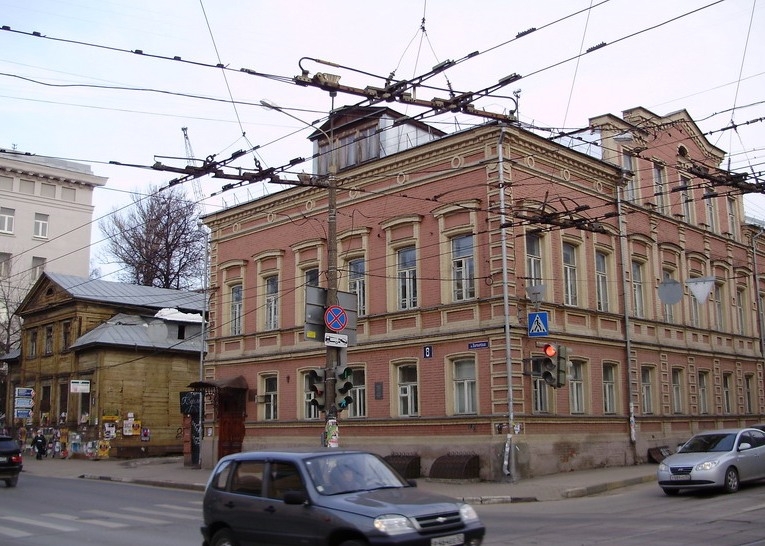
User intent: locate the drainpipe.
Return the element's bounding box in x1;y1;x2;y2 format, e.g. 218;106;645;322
753;228;765;361
497;127;517;481
616;178;638;458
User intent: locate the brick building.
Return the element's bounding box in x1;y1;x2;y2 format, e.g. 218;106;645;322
199;106;764;479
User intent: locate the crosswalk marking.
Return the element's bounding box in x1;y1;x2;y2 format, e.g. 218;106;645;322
123;507;199;520
0;524;32;538
1;515;78;531
85;509;170;525
155;503;201;512
45;512;130;528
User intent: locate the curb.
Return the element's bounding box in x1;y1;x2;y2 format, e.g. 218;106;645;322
561;474;656;499
79;474;206;492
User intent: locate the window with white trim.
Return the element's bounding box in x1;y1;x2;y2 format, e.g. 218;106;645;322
526;233;542;286
562;242;578;306
397;364;418;416
603;363;616;414
632;261;645;318
722;373;733;414
397;246;417;310
0;252;11;279
0;207;14;233
34;213;49;238
263;375;278;420
230;284;242;336
641;366;654;415
595;251;609;312
680;175;693;222
671;369;683;414
698;371;709;415
569;361;585;414
744;375;754;414
532;376;550;413
453;358;476;414
347;369;366;418
31;256;46;279
347;258;366;316
714;283;725;331
622;153;637;202
653;164;666;213
705;187;717;232
303;371;321;420
265;275;279;330
451;234;475;301
662;269;675;323
736;288;746;335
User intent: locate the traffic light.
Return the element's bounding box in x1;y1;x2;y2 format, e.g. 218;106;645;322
555;344;568;388
308;369;326;411
335;365;354;411
538;343;558;387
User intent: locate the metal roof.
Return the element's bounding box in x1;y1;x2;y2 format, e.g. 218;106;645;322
69;313;203;353
45;273;206;313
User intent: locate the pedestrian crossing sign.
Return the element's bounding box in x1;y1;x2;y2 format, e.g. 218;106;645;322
528;312;549;337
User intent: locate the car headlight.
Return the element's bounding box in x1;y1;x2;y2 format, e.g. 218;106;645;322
460;503;480;523
695;460;719;471
658;462;667;472
374;514;415;535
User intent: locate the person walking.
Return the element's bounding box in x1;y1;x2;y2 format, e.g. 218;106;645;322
32;430;47;460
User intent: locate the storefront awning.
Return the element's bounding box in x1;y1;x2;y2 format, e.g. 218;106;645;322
188;375;248;391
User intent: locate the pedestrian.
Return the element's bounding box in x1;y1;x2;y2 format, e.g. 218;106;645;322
32;430;47;460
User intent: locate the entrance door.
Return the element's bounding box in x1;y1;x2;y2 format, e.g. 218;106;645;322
217;389;246;459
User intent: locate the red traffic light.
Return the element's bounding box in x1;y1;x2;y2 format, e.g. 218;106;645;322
543;343;557;358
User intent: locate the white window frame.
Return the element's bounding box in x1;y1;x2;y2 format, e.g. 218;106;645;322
347;258;366;316
698;371;709;414
722;373;732;414
347;368;366;418
453;358;477;415
532;376;549;413
736;288;746;335
744;375;754;414
451;234;475;302
263;375;278;421
0;252;11;278
0;207;14;234
303;372;321;420
632;261;645;318
230;284;243;336
680;175;693;222
641;367;653;415
622;153;637;202
653;164;666;213
563;242;578;306
671;369;683;414
34;213;49;238
714;283;725;331
705;187;717;232
603;364;616;414
397;247;417;310
31;256;46;279
662;270;675;323
569;361;585;414
398;364;419;416
595;251;609;312
526;233;542;286
265;275;279;330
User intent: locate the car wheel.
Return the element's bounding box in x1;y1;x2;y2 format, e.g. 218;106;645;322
210;528;239;546
4;476;18;488
723;467;739;494
662;487;679;496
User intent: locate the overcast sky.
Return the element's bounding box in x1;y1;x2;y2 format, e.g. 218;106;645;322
2;0;763;278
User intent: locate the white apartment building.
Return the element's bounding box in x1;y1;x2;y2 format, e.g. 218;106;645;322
0;152;107;352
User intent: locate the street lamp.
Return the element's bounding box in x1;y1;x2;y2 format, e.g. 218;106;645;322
260;99;340;445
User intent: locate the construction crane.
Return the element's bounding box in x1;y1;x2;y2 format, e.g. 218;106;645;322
182;127;205;204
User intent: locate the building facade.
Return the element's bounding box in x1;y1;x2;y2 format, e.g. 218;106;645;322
200;107;764;479
8;273;205;457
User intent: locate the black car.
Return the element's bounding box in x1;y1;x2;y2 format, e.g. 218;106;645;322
0;435;23;487
202;449;485;546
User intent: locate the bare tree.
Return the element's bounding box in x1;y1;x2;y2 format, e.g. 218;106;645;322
0;278;24;354
99;186;206;290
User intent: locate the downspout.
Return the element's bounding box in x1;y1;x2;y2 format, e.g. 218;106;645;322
497;127;517;481
616;178;638;457
753;228;765;361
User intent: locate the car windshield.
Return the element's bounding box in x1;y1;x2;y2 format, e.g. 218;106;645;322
679;433;736;453
305;453;408;495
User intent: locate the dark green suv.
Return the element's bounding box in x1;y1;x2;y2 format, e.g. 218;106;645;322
0;435;23;487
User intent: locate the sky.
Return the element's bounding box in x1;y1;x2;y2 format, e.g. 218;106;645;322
1;0;764;279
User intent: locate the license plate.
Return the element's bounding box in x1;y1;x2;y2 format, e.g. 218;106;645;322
0;457;6;463
432;534;464;546
670;474;691;481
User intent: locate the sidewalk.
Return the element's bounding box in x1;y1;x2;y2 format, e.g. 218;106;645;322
20;455;657;503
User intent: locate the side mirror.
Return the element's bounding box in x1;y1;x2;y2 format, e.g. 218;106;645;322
283;491;308;505
738;442;752;451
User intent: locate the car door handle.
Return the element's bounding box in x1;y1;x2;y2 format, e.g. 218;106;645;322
264;505;276;513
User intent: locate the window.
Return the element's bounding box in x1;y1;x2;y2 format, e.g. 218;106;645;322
230;460;265;496
44;325;53;355
689;282;701;328
31;256;46;279
569;361;585;414
347;258;366;316
34;213;49;238
27;328;37;358
58;382;68;423
230;284;242;336
0;252;11;278
736;288;746;335
0;207;14;233
653;164;666;213
453;358;476;414
62;321;72;350
622;153;637;202
631;261;645;318
603;364;616;414
662;270;675;323
744;375;754;414
265;275;279;330
705;188;717;232
532;376;550;413
397;364;418;416
722;373;733;414
562;242;578;306
263;376;278;420
526;233;542;286
727;196;738;239
671;369;683;414
714;284;725;331
595;251;609;312
451;235;475;301
397;247;417;310
304;372;321;420
698;371;709;415
305;267;319;287
680;175;693;222
348;369;366;418
641;367;653;415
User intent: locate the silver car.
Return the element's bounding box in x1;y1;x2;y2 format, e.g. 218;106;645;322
657;428;765;495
